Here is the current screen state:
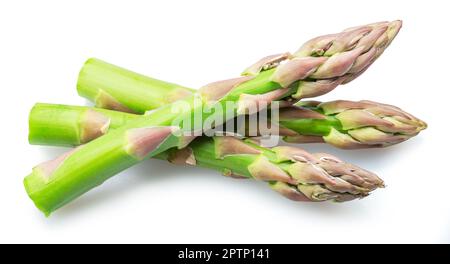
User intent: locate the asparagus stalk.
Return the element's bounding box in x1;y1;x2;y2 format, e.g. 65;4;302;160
79;20;402;114
30;100;426;149
29;103;384;203
25;21;401;215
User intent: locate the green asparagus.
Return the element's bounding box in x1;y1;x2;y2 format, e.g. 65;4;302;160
25;21;401;215
30;99;426;149
76;22;424;150
79;21;402;114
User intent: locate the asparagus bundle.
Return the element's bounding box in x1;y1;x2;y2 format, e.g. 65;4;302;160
29;103;384;202
25;21;402;215
77;57;425;149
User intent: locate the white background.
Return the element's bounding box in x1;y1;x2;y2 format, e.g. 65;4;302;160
1;0;449;243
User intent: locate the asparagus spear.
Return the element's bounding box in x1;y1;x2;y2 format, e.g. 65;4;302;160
28;103;384;203
30;100;426;149
79;20;402;114
25;21;401;215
